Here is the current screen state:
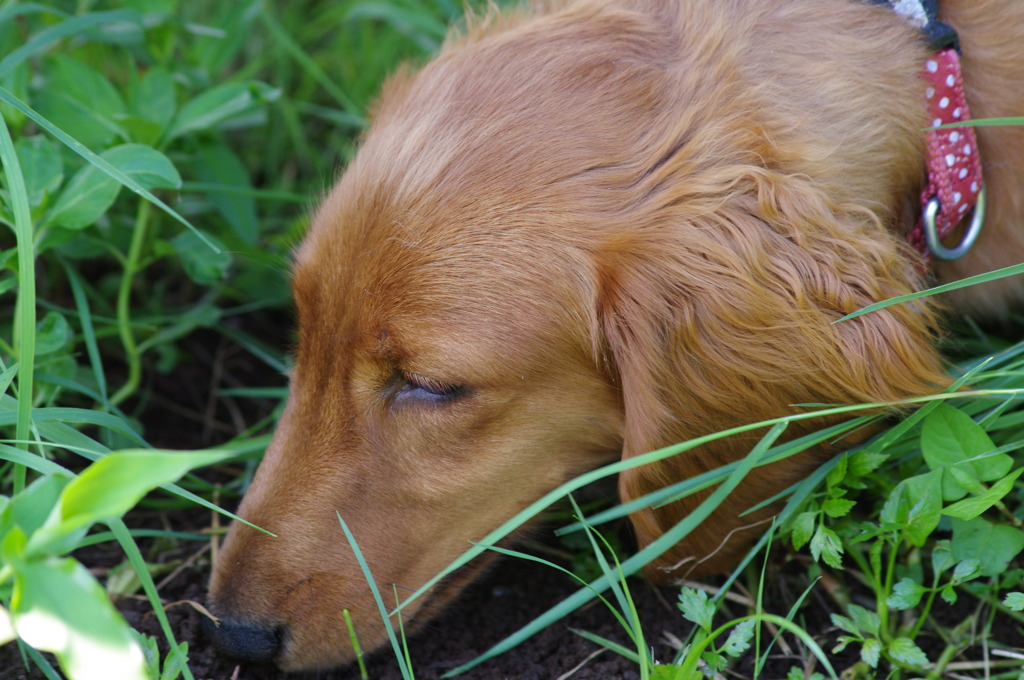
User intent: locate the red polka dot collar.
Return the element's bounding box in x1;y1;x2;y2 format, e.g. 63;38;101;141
876;0;985;261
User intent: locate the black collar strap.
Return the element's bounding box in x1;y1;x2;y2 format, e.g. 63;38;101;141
870;0;960;51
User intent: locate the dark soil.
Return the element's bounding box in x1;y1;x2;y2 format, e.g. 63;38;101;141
0;504;828;680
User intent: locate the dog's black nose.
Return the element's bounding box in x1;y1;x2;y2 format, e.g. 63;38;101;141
202;615;281;663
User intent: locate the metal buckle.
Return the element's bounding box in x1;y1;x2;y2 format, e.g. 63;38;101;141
923;185;985;261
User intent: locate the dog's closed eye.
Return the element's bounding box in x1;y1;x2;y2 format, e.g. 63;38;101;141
394;370;468;405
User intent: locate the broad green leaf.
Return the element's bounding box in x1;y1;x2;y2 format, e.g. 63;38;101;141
59;450;230;530
887;637;929;666
880;469;943;546
35;55;127;149
1004;592;1024;611
861;638;882;668
167;81;279;140
47;144;180;230
169;230;231;284
951;517;1024;576
15;135;62;206
943;468;1023;520
677;587;714;631
192;142;258;243
34;310;71;355
886;578;925;610
129;66;175;132
921;404;1011;500
1;473;72;539
11;556;144;680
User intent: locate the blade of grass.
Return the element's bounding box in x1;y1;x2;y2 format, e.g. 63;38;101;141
837;262;1024;322
58;260;109;405
108;519;194;680
337;511;414;680
402;390;1018;631
443;422;788;676
0;87;37;494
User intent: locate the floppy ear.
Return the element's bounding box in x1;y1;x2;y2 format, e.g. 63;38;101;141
596;170;948;581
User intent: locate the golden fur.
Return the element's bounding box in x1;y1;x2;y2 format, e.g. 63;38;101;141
207;0;1024;670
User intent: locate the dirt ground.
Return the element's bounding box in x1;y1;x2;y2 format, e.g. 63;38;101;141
0;508;830;680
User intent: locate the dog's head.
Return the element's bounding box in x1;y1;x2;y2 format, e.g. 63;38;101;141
207;4;945;671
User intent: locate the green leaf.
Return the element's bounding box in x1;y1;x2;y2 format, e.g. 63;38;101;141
15;136;62;207
951;517;1024;577
829;613;859;637
700;651;726;677
921;404;1010;500
951;559;981;582
192;142;258;243
822;498;855;519
880;469;943;546
847;604;881;637
170;230;231;285
810;525;843;568
790;511;815;550
130;67;175;132
721;620;754;658
167;81;279;140
930;541;955;577
942;468;1023;520
58;450;229;531
886;578;925;610
10;556;145;680
34;310;71;355
1004;592;1024;611
35;55;128;149
826;452;848;487
848;450;887;477
861;638;882;668
677;587;714;632
887;637;929;667
47;144;180;230
0;473;72;539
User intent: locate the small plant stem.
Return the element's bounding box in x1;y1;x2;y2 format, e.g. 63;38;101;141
908;590;938;641
923;641;961;679
111;199;152;407
878;541;900;640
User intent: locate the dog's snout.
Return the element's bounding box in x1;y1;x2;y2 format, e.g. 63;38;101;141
202;615;281;663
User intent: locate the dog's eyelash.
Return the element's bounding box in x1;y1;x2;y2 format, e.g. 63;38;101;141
398;371;467;403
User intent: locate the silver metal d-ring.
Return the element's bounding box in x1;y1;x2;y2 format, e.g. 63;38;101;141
923;185;986;261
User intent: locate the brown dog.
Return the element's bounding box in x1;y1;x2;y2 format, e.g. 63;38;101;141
207;0;1024;671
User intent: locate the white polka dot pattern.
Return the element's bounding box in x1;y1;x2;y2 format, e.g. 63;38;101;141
910;48;983;258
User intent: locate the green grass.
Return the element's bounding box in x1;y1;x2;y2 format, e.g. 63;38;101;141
1;2;1022;679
